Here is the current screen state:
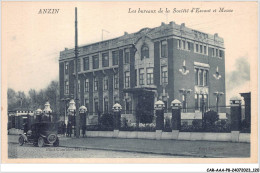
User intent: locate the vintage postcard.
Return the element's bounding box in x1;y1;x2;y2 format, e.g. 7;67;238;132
1;1;259;169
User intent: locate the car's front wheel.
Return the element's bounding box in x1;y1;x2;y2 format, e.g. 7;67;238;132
53;138;59;147
18;136;24;146
38;137;45;147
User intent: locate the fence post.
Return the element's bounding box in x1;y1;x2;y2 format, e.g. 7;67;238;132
154;100;165;140
112;103;122;138
230;96;242;142
171;99;181;139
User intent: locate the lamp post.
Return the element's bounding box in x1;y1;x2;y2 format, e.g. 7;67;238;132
68;99;76;136
43;101;52;122
179;88;192;112
214;91;224;113
35;108;42;122
74;7;80;138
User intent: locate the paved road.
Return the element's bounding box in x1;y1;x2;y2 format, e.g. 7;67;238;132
8;135;250;158
8;143;182;158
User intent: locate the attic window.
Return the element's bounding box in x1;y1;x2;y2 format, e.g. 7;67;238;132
141;45;149;60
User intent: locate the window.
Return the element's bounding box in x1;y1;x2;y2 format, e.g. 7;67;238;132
125;99;132;114
114;73;119;89
195;68;208;86
199;70;203;86
178;40;181;49
139;68;145;85
196;44;199;52
216;49;219;57
94;77;98;91
199;94;204;112
200;45;203;53
161;66;168;84
112;51;119;65
65;81;69;94
94;99;99;113
65;62;69;74
203;70;208;86
195;94;199;110
212;48;215;57
124;49;130;64
83;57;89;71
124;71;130;88
187;42;191;51
161;40;167;58
103;76;108;90
102;52;109;67
219;50;223;58
147;68;154;85
84;99;89;111
104;98;109;113
195;69;199;85
182;40;186;50
204;94;208;110
93;55;99;69
141;45;149;60
85;79;89;92
204;46;207;54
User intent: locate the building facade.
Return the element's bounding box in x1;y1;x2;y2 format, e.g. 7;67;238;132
59;21;226;124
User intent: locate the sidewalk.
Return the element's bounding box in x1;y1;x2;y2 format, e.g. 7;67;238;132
58;136;250;158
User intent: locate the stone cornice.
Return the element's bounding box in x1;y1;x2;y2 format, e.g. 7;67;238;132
60;21;224;60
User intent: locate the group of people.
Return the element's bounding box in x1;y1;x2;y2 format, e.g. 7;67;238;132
60;122;86;137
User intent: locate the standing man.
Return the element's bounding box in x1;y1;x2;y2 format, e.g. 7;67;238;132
62;122;66;137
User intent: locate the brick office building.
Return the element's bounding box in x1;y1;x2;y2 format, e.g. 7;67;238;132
59;21;226;124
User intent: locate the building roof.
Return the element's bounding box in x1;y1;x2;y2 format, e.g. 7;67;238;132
60;21;224;60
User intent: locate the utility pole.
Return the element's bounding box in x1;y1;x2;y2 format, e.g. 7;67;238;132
75;7;80;138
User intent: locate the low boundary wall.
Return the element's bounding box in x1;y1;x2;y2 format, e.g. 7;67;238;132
8;128;250;143
85;130;250;143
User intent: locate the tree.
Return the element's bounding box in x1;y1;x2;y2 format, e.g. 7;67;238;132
7;80;60;117
203;110;219;131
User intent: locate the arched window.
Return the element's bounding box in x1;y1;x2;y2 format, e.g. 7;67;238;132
141;45;149;60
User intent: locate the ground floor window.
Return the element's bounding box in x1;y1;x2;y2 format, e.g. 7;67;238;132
195;94;208;111
104;98;109;113
94;99;99;114
125;99;132;114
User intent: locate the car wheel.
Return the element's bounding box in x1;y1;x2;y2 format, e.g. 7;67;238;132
53;138;59;147
18;136;24;146
38;137;45;147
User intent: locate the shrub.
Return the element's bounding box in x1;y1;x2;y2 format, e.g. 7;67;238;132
203;110;219;131
100;113;113;127
192;119;202;131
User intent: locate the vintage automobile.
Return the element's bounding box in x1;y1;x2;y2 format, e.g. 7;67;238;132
18;122;59;147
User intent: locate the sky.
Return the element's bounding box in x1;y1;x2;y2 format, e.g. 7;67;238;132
2;1;258;105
